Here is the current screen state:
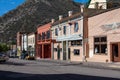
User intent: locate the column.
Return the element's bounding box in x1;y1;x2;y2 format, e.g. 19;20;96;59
62;41;63;60
51;42;54;59
42;44;44;58
66;40;68;60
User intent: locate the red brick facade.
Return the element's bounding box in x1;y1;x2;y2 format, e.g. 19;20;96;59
36;23;52;59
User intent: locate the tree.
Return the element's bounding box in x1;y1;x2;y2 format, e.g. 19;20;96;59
0;43;9;52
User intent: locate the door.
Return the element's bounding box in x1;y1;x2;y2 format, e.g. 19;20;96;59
111;43;120;62
68;48;71;60
63;41;66;60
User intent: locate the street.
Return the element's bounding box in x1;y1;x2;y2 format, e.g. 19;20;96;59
0;58;120;80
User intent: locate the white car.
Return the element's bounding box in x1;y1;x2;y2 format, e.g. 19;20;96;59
0;53;9;62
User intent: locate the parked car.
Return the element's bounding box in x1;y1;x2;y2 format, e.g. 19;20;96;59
25;55;35;60
0;52;9;62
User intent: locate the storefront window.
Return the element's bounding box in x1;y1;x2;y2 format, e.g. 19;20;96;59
74;49;80;55
94;36;107;55
71;40;82;46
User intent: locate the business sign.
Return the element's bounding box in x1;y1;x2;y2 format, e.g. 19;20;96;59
101;22;120;31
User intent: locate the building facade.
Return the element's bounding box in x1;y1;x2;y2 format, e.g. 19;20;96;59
51;11;88;62
28;33;36;57
88;7;120;62
88;0;120;9
36;23;52;59
16;32;28;57
88;0;107;9
16;32;22;57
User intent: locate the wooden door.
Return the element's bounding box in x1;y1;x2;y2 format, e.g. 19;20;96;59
111;43;120;62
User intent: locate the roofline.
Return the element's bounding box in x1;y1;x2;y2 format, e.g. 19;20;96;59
85;0;91;8
52;12;82;26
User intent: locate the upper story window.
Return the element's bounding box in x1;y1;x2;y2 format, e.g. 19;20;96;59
55;28;58;36
63;26;66;35
74;22;79;32
95;2;99;9
38;34;41;41
46;30;50;39
42;32;45;40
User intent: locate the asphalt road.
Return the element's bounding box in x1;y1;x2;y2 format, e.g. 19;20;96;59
0;58;120;80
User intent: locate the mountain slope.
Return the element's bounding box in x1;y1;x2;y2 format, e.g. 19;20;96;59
0;0;81;42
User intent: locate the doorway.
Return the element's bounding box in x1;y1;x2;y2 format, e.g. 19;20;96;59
68;48;71;60
111;43;120;62
63;41;66;60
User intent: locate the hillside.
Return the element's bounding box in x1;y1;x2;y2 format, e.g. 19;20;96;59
0;0;81;42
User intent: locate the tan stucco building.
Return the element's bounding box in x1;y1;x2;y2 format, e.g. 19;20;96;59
87;7;120;62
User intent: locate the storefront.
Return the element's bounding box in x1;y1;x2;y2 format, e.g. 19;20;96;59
88;7;120;62
36;23;52;59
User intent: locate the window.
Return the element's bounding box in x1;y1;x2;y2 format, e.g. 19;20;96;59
38;34;41;40
46;30;50;39
55;28;58;36
94;36;107;55
95;2;99;9
74;49;80;55
54;48;57;51
63;26;66;35
74;22;79;32
71;40;82;46
42;32;45;40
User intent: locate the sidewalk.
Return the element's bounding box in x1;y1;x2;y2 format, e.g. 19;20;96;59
36;58;120;71
10;58;120;71
81;62;120;71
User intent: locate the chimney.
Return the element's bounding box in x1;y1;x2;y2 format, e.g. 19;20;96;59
59;15;63;20
51;19;55;23
68;11;73;16
80;5;84;13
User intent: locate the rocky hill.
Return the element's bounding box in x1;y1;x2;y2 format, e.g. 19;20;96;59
0;0;81;42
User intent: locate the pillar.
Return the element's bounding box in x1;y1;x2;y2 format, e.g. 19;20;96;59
42;44;44;58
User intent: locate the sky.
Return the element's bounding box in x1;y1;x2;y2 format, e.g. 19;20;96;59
0;0;88;16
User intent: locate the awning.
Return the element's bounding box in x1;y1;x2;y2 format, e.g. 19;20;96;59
56;34;82;41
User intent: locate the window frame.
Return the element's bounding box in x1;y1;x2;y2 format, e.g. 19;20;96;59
74;22;79;32
63;26;66;35
38;34;41;41
55;28;58;36
71;40;82;46
94;36;107;55
46;30;50;39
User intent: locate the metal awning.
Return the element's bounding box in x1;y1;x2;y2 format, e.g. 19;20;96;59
56;34;82;41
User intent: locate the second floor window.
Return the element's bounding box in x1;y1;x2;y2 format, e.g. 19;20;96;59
55;28;58;36
46;30;50;39
63;26;66;35
38;34;41;41
42;32;45;40
74;22;79;32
